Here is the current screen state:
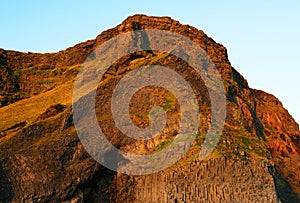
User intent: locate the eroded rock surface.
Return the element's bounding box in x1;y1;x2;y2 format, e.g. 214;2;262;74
0;14;299;203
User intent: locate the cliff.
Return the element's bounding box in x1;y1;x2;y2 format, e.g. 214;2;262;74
0;14;299;203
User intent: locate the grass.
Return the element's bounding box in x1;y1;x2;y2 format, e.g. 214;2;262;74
162;98;175;111
215;130;267;160
156;139;173;151
0;62;83;134
125;52;170;73
0;81;73;132
36;79;55;85
0;52;269;166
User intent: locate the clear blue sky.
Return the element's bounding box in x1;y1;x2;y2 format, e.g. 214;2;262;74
1;1;299;125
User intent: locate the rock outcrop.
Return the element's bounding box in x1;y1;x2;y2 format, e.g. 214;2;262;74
0;14;299;203
112;157;278;203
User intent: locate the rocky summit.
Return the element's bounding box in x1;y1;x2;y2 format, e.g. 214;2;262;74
0;14;300;203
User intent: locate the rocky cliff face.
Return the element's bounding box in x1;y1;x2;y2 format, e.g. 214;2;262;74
0;14;299;203
111;156;278;203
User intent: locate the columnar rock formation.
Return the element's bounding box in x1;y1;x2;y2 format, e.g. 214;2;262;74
0;15;299;202
113;158;278;203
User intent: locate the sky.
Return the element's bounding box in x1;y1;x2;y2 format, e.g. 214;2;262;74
1;1;299;125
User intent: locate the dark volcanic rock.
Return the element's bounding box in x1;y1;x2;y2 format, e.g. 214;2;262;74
0;14;299;202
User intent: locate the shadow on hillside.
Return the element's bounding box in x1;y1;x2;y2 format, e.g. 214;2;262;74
269;166;300;203
0;163;13;203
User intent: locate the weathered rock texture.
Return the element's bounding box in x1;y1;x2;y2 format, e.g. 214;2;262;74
112;157;278;203
0;14;299;203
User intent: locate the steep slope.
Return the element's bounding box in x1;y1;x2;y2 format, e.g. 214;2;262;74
0;14;299;202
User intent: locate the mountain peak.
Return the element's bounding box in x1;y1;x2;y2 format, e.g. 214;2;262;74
0;15;300;202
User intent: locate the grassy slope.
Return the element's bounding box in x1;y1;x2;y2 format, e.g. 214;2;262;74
0;81;73;133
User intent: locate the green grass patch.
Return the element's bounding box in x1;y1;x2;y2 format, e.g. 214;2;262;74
36;79;55;85
156;140;173;151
